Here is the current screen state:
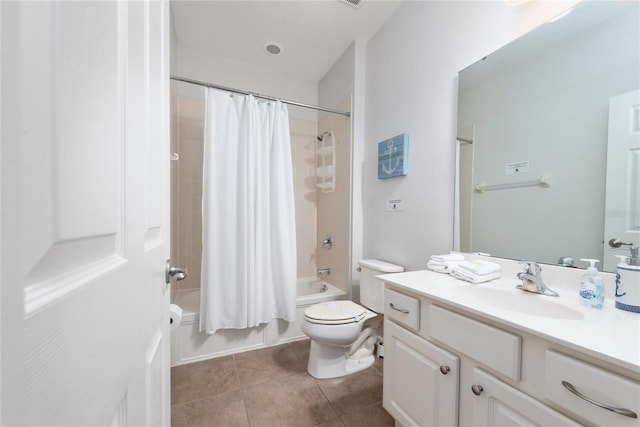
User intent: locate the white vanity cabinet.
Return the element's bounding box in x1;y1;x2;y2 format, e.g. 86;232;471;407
383;319;459;426
383;287;459;426
382;279;640;427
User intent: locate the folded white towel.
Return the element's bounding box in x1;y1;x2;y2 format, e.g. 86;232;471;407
450;268;502;284
431;253;465;263
453;260;501;276
428;260;463;274
427;261;448;274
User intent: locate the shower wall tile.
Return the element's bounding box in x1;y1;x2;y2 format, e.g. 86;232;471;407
296;214;316;243
175;95;204;291
191;181;203;199
296;238;317;278
178;96;203;119
290;116;318;279
191;199;202;241
316;97;352;295
178;121;203;141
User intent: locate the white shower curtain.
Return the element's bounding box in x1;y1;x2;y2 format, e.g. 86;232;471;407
200;88;297;334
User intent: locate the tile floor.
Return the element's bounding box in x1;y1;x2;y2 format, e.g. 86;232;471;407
171;339;395;427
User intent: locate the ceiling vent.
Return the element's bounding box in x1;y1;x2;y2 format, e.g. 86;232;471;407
341;0;362;9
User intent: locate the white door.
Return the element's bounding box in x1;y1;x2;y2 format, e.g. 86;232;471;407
1;1;171;425
603;89;640;271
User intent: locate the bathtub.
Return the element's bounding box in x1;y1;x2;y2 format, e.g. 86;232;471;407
170;277;346;366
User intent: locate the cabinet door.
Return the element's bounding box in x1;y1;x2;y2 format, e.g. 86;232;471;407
471;368;581;426
383;319;459;427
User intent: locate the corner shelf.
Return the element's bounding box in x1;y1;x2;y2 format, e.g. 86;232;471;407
316;131;335;193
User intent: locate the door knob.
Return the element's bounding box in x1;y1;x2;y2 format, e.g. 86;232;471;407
609;238;633;248
471;385;484;396
166;259;188;284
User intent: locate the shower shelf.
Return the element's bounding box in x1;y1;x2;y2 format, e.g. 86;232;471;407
316;146;333;156
317;182;334;191
316;131;335;193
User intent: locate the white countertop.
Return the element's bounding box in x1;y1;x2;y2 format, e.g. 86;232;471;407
378;267;640;376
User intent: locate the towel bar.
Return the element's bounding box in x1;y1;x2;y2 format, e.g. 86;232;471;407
475;174;551;193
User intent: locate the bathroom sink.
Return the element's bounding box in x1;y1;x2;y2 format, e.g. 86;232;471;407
452;285;584;320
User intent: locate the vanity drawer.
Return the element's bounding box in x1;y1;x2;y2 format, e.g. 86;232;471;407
385;288;420;331
429;305;521;381
544;350;640;426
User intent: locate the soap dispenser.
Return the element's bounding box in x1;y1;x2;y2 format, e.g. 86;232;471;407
614;246;640;313
579;259;604;309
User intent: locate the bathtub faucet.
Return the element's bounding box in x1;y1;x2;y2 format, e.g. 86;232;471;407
318;268;331;275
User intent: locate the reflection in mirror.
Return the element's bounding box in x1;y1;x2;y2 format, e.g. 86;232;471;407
456;1;639;272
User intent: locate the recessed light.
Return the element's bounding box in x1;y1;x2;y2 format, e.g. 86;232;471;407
265;42;283;55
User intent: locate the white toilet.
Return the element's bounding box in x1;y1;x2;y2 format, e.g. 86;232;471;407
301;259;404;379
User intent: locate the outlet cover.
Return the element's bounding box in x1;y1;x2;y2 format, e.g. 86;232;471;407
386;198;405;211
505;160;530;175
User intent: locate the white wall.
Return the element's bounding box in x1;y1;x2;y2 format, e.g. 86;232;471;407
363;1;578;271
351;39;367;289
319;43;355;111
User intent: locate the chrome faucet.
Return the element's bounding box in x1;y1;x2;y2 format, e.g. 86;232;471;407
516;261;559;297
318;268;331;275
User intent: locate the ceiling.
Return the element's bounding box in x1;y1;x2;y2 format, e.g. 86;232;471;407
170;0;403;83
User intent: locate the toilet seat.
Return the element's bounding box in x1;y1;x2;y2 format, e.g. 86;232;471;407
304;301;367;325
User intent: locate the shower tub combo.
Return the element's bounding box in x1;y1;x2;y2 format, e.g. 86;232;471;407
170;277;345;366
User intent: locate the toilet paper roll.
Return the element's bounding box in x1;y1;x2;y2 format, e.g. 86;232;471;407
169;304;183;331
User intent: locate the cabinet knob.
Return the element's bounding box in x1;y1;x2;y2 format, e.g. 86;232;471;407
439;365;450;375
471;385;484;396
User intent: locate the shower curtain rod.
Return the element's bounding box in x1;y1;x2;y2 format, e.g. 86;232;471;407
170;75;351;117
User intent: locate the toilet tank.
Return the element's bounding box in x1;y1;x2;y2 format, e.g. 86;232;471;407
358;259;404;313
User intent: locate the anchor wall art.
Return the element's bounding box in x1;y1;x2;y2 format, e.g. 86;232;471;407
377;133;408;179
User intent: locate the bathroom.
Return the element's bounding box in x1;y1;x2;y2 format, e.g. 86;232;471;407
167;0;576;364
168;0;639;424
3;0;639;425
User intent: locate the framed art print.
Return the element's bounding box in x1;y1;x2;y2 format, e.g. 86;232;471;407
378;133;408;179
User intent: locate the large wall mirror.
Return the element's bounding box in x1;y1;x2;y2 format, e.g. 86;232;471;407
456;0;639;273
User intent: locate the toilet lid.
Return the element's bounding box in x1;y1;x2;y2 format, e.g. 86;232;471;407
304;301;368;325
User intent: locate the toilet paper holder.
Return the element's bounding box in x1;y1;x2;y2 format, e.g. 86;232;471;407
169;304;183;331
165;259;188;284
